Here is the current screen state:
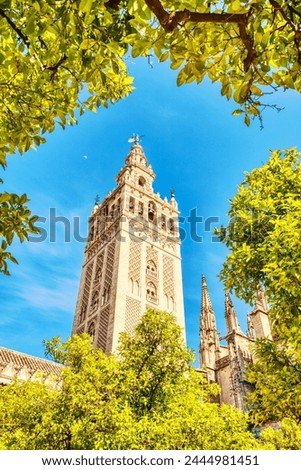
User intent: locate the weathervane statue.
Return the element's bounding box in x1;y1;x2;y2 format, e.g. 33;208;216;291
128;133;144;145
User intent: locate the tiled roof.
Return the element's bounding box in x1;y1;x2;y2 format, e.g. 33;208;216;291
0;346;62;377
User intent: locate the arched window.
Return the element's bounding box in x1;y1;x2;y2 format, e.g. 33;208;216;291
129;278;134;293
102;205;108;217
79;304;87;323
146;260;157;278
138;201;144;216
94;268;102;285
138;176;146;187
146;281;157;303
148;201;156;222
116;198;121;215
168;218;175;233
110;204;115;218
88;322;96;340
91;291;99;310
129;197;135;213
135;280;140;296
89;225;94;242
159;214;166;230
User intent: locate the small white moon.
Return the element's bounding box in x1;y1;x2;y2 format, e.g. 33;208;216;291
83;155;88;159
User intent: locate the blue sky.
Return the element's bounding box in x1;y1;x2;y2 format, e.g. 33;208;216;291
1;57;301;364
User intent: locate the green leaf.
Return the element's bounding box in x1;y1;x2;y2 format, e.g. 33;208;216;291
1;240;7;250
244;115;251;126
232;0;242;12
170;59;184;70
0;193;10;203
232;109;243;116
79;0;94;14
6;230;14;245
80;39;96;49
159;51;169;62
176;68;187;86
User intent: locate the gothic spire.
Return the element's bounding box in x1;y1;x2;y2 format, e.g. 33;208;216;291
247;312;256;339
225;291;242;333
253;287;269;314
249;288;272;339
200;275;215;329
199;275;220;374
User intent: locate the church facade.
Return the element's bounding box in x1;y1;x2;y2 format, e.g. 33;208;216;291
0;139;272;412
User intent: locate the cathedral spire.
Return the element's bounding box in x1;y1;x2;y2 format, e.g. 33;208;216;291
247;312;256;339
201;275;214;319
249;288;272;339
225;291;242;333
199;275;220;377
254;287;269;314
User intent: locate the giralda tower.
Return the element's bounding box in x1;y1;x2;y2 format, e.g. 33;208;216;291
72;138;186;353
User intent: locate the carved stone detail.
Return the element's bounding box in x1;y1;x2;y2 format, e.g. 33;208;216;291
128;240;142;283
125;297;142;335
163;254;175;297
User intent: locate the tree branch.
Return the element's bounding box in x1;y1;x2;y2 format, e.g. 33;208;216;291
269;0;298;31
143;0;256;71
43;54;67;74
144;0;248;32
104;0;122;10
268;1;301;63
238;22;256;71
288;4;301;20
0;9;30;47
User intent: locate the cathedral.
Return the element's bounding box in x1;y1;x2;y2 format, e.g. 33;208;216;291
200;275;271;409
0;139;272;410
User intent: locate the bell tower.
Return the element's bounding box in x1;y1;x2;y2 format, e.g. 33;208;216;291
72;138;186;353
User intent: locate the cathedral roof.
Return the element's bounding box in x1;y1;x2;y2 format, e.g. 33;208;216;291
0;346;62;383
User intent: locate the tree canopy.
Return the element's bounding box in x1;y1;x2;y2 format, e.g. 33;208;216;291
1;0;301;273
1;0;301;168
0;182;39;274
216;148;301;427
217;147;301;324
246;337;301;426
0;308;273;450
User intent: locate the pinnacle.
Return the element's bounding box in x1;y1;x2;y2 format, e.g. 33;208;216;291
225;291;233;307
224;291;242;333
254;288;269;313
201;274;213;311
